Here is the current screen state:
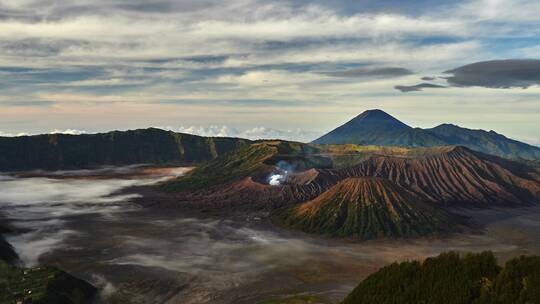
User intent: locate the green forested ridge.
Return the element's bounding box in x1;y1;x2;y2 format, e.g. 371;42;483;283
342;251;540;304
0;261;97;304
0;128;250;171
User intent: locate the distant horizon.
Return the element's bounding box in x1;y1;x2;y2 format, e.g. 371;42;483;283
1;1;539;145
2;108;539;147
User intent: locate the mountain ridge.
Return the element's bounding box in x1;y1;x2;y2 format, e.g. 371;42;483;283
0;128;251;171
158;143;540;210
313;109;447;147
313;109;540;160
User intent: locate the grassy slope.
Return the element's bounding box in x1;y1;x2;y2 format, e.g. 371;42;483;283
342;251;540;304
160;143;278;191
161;140;320;192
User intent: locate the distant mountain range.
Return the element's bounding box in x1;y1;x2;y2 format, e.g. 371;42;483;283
0;128;250;171
0;110;538;172
313;109;540;161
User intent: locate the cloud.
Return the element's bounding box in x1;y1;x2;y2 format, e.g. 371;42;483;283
394;82;446;92
0;129;87;136
444;59;540;89
0;131;29;137
0;0;538;143
50;128;87;135
396;59;540;92
159;125;319;142
457;0;540;23
324;67;414;78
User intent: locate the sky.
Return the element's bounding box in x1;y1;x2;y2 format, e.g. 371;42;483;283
0;0;539;145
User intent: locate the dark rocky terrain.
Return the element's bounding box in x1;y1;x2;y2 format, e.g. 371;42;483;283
0;222;17;265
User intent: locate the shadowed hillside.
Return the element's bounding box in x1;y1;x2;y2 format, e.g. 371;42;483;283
0;128;250;171
0;223;17;265
0;261;97;304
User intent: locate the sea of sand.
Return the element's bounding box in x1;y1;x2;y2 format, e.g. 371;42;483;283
1;166;540;304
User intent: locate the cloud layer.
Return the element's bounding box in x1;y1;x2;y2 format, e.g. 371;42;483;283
395;59;540;92
0;0;539;144
445;59;540;88
395;83;446;92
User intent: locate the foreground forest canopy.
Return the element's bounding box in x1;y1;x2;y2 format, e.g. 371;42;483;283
342;251;540;304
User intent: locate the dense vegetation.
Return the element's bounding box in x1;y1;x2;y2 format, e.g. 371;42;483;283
342;251;540;304
313;109;540;161
0;128;250;171
0;261;97;304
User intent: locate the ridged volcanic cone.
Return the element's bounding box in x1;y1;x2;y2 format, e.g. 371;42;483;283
275;177;461;239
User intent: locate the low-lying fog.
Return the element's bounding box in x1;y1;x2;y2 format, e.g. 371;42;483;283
1;167;540;304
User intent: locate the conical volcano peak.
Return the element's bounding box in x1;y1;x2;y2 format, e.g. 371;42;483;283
275;177;460;239
356;109;394;119
351;109;409;128
312;109;445;146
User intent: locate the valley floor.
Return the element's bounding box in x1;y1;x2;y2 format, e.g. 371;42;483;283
1;166;540;304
